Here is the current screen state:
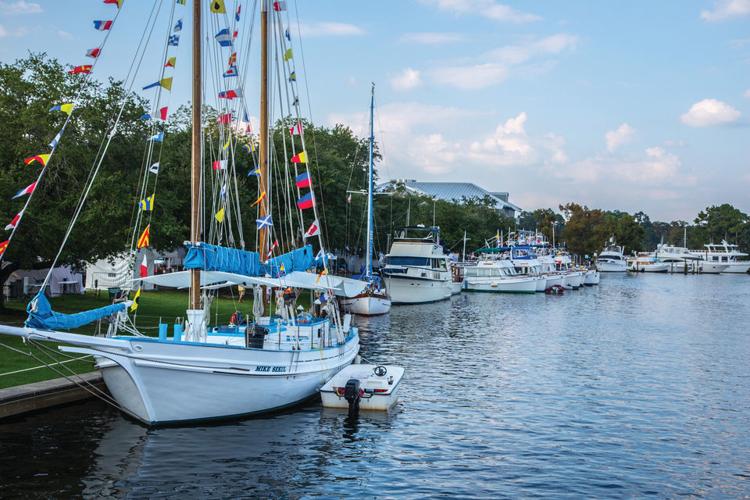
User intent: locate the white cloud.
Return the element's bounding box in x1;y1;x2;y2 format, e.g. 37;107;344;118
605;123;635;152
400;32;464;45
467;112;536;165
390;68;422;91
485;33;578;64
556;147;688;185
298;22;365;37
420;0;540;23
543;133;568;164
680;98;741;127
432;62;508;90
429;34;577;90
0;23;27;37
0;0;41;14
701;0;750;21
56;30;73;40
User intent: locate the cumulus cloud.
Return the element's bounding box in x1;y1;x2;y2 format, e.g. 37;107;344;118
419;0;540;23
298;22;365;37
390;68;422;91
0;0;41;14
556;147;688;185
467;112;536;165
680;98;741;127
400;32;464;45
0;23;27;37
543;133;568;164
485;33;578;64
605;123;635;152
701;0;750;21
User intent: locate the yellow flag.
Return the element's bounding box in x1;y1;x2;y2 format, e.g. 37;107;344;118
283;48;293;61
215;207;226;223
210;0;226;13
164;56;176;68
160;77;173;90
130;287;142;312
223;134;231;151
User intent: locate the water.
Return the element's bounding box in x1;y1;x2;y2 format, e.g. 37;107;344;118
2;274;750;498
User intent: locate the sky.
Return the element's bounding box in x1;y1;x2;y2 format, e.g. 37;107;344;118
0;0;748;221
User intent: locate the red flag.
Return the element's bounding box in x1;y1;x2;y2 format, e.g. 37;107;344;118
228;52;237;66
0;240;9;257
289;122;302;136
273;1;286;11
159;106;168;121
103;0;123;8
69;65;93;75
304;219;320;238
266;239;279;259
140;254;148;278
4;211;22;231
212;159;227;171
217;113;232;124
86;48;101;58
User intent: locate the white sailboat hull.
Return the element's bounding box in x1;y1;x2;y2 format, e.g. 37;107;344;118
383;275;452;304
342;295;391;316
0;324;358;425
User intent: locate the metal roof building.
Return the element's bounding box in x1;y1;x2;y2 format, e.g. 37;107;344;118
381;179;522;219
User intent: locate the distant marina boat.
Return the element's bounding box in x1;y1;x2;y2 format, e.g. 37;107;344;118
463;259;540;293
629;254;670;272
692;241;750;274
656;244;728;274
381;226;453;304
596;238;628;272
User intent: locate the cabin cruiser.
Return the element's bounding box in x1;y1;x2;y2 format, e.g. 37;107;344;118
507;245;549;292
462;259;540;293
629;253;669;272
381;226;453;304
692;241;749;274
595;238;627;272
584;269;600;285
656;244;727;274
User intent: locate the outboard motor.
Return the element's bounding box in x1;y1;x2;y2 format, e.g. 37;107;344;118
344;378;362;417
245;324;269;348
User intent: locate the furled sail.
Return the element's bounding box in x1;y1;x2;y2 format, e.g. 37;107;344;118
184;242;314;277
25;293;127;331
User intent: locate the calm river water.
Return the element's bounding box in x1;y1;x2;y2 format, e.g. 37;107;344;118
1;273;750;498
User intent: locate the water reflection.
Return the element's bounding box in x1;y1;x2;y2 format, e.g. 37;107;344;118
1;274;750;497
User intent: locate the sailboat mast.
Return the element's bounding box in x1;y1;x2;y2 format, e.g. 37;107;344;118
189;0;202;310
366;83;375;278
258;1;269;257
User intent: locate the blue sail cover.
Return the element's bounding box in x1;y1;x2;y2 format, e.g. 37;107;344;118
184;242;262;276
264;245;314;277
25;293;127;331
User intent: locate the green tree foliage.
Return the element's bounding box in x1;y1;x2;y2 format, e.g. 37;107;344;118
518;208;565;242
559;203;644;256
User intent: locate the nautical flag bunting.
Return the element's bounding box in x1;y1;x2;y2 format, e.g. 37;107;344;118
139;254;148;278
86;48;101;58
168;34;180;46
140;193;155;211
49;103;74;115
217;113;232;124
251;191;266;207
215;28;233;47
149;132;164;143
142;77;173;91
13;181;37;199
295;171;310;188
215;207;226;223
173;19;183;32
24;154;50;167
164;56;176;68
304;219;320;238
256;215;273;229
218;89;242;99
283;48;293;61
266;239;278;259
137;224;150;249
130;287;141;312
93;20;113;31
4;211;23;231
0;240;9;257
149;162;160;174
291;151;307;163
296;192;314;210
210;0;226;13
289;122;302;136
273;1;286;11
69;65;92;75
159;106;168;121
212;159;227;171
103;0;123;8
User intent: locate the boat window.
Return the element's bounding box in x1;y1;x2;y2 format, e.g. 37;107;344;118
386;256;430;267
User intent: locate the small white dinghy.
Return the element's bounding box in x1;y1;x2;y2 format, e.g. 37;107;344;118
320;364;404;413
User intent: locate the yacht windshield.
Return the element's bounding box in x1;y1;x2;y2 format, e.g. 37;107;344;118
386;256;431;267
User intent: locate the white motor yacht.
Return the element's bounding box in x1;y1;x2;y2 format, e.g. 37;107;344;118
382;226;453;304
463;259;540;293
555;253;585;289
692;241;749;274
629;254;669;272
595;238;628;272
656;244;727;274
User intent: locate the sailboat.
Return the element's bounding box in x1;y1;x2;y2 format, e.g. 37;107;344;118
0;1;365;425
341;84;391;316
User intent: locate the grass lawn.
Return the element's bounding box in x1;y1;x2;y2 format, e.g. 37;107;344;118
0;289;265;389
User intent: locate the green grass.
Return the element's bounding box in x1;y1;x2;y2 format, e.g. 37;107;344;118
0;289;264;389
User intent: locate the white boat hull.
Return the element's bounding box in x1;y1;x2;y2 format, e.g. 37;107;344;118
383;275;452;304
630;263;669;273
0;324;358;425
562;271;584;289
464;276;538;293
535;276;547;292
544;274;563;288
320;364;403;411
584;270;600;285
698;262;728;274
343;295;391;316
722;262;750;274
450;281;463;295
596;260;627;272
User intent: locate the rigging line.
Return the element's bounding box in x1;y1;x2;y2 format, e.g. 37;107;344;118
292;0;329;252
0;355;91;378
41;0;166;292
0;3;128;265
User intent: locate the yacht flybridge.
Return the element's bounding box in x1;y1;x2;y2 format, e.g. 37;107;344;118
0;1;364;425
382;226;453;304
694;241;750;274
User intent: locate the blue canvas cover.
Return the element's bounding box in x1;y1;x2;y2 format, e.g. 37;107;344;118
264;245;314;277
25;293;127;331
184;242;262;276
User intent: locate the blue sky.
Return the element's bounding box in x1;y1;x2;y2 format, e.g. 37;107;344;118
1;0;748;220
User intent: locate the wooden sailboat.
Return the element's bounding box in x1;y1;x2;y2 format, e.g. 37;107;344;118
0;0;363;425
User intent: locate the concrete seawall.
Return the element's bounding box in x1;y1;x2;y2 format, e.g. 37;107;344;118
0;372;103;420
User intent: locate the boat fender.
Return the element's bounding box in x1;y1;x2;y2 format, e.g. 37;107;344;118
344;378;362;416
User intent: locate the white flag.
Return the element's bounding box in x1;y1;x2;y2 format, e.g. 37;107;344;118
149;162;160;174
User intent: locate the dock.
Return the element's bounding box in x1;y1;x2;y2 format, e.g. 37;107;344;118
0;372;103;420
